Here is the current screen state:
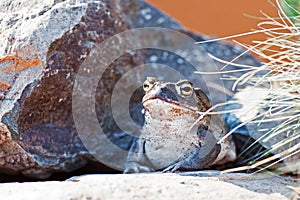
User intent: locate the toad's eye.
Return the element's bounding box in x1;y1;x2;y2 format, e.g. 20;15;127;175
177;81;193;96
143;83;151;91
143;77;158;92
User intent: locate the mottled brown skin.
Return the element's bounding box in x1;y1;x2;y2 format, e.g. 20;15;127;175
124;77;236;173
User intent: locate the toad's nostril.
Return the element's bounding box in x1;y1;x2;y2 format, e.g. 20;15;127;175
159;88;178;101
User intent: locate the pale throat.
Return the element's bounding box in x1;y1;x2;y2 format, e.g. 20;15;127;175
142;99;200;141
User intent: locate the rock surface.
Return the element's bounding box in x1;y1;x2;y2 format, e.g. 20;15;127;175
0;172;299;200
0;0;143;178
0;0;262;178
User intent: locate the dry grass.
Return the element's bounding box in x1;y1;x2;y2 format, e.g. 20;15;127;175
197;0;300;175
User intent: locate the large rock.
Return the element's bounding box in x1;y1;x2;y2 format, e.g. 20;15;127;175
0;0;261;178
0;0;144;178
0;173;298;200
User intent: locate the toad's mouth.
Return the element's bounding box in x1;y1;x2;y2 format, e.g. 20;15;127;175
142;96;198;112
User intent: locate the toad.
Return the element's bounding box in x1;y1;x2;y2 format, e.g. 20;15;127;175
124;77;236;173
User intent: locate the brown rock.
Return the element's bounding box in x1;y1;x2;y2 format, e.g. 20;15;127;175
0;0;262;178
0;0;142;178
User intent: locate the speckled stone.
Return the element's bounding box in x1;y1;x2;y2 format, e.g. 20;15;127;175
0;173;298;200
0;0;262;178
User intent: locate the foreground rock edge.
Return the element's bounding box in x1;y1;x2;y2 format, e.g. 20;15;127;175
0;172;299;200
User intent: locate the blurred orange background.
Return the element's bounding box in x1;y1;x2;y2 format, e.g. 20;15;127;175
146;0;278;44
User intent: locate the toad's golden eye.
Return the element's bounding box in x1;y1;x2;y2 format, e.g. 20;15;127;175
143;83;151;91
143;77;158;92
177;80;193;96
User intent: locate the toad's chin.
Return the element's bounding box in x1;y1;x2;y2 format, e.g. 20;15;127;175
142;97;197;112
142;98;198;121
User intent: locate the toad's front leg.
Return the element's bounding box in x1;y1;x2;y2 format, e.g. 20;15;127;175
163;144;221;172
124;137;154;173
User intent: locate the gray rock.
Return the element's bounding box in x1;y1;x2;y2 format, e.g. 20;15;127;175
0;0;143;178
0;173;298;200
0;0;262;178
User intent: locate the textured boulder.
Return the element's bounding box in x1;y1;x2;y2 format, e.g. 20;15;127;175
0;173;298;200
0;0;261;178
0;0;143;178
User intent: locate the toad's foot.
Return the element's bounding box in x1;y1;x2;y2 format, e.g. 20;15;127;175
162;160;192;173
163;143;222;173
123;162;153;174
